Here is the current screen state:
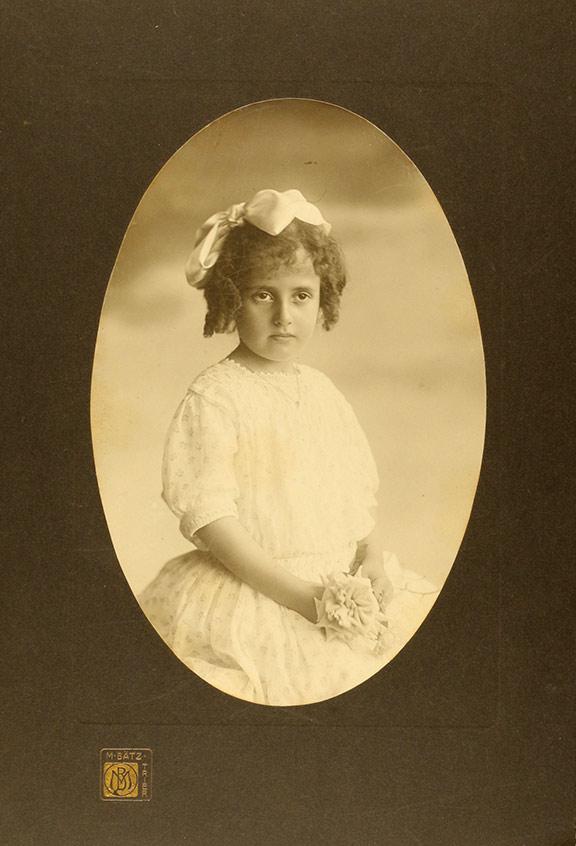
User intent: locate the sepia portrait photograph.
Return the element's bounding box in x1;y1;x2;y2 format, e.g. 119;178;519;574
91;98;485;707
4;0;574;841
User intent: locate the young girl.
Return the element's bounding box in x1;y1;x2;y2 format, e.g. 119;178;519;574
139;188;437;706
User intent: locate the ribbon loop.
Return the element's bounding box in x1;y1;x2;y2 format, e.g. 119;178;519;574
185;189;331;288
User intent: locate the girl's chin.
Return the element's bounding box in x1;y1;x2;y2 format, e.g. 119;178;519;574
235;342;302;371
266;347;297;360
258;350;298;367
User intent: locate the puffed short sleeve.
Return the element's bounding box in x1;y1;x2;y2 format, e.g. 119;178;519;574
162;388;239;542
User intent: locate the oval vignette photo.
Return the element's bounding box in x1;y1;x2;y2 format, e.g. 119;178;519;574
91;99;486;707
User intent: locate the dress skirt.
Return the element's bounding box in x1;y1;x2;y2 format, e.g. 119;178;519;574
138;543;437;706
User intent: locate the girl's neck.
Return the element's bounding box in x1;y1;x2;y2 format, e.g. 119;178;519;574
227;343;298;374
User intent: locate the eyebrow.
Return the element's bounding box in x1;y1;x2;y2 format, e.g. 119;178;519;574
244;283;318;293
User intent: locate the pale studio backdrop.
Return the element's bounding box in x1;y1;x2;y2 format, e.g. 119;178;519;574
91;99;486;596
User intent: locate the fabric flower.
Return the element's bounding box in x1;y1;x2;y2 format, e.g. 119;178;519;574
314;569;389;654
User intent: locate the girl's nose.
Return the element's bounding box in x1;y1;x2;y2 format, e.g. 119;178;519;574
273;301;293;327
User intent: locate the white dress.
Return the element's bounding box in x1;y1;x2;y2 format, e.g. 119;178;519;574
139;359;437;706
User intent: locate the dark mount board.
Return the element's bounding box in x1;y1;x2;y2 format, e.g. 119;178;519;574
3;2;573;844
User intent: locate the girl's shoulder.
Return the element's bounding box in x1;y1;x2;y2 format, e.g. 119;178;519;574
182;360;245;408
299;363;347;399
188;359;239;388
299;365;360;419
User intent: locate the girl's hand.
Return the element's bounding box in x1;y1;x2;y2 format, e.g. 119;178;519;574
295;582;325;623
358;554;394;609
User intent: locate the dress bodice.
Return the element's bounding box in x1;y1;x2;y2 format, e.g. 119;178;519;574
162;359;379;557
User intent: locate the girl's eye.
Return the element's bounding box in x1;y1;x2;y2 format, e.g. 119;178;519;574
249;290;313;303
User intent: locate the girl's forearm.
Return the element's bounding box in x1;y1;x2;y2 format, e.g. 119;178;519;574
195;516;320;620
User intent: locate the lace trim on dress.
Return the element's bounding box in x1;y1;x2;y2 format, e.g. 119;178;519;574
220;358;301;377
220;358;302;405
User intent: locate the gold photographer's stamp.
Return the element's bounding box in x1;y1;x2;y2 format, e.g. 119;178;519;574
100;748;152;801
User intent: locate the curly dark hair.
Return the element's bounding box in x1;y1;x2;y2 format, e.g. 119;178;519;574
201;219;347;337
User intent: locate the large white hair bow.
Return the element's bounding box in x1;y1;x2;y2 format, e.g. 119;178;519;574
185;189;331;288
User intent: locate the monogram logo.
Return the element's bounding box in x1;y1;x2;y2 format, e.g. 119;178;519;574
100;748;152;801
103;763;138;798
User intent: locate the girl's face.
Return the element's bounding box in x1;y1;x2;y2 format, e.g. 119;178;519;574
235;254;321;371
